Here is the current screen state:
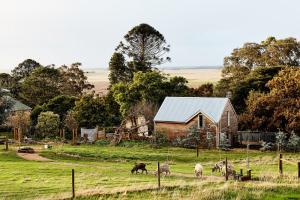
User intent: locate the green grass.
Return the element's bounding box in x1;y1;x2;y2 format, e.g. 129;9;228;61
1;142;300;200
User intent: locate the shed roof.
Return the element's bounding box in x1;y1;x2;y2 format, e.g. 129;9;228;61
4;96;31;112
154;97;229;123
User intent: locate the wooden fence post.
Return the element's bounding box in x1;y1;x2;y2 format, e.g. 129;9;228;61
157;161;160;190
279;154;283;176
240;169;243;176
197;145;199;157
298;162;300;179
72;169;75;198
5;136;8;151
225;157;228;181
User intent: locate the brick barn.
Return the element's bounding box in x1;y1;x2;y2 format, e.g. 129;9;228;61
154;97;238;148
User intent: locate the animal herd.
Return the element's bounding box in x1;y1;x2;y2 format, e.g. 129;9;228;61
131;160;236;178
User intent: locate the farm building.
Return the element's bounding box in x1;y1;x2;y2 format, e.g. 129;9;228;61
4;96;32;114
154;97;238;148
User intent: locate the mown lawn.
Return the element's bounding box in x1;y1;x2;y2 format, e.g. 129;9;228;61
0;142;300;200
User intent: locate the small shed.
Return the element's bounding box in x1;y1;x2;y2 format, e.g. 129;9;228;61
154;97;238;148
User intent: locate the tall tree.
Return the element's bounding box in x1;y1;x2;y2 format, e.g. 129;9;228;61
189;83;214;97
112;71;188;116
73;94;106;128
216;37;300;97
240;67;300;132
11;59;42;81
58;63;94;96
19;67;61;106
116;23;170;72
108;52;130;85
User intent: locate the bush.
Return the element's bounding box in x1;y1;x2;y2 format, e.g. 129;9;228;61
260;141;275;151
36;111;60;138
151;131;169;148
287;131;300;152
172;125;200;149
219;132;231;151
275;130;287;152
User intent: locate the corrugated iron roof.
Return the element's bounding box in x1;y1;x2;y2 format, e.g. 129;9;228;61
154;97;229;123
4;96;31;112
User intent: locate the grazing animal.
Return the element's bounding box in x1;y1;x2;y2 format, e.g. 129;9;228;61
154;163;170;176
212;161;225;172
212;160;233;173
221;165;236;177
194;163;203;178
131;163;148;174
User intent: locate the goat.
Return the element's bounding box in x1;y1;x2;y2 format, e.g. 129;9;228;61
131;163;148;174
194;163;203;178
154;163;170;176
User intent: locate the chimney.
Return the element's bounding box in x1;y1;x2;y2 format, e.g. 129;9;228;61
226;91;232;99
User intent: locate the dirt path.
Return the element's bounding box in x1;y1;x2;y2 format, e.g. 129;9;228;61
17;153;52;162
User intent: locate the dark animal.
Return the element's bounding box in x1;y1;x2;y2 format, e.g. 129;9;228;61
131;163;148;174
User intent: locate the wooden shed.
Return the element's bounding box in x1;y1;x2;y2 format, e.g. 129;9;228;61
154;97;238;148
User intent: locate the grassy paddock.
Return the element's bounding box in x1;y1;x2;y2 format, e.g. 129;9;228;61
0;142;300;200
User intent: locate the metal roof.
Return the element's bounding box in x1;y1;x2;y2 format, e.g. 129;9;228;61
154;97;229;123
4;96;31;112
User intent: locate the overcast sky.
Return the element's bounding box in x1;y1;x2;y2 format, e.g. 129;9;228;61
0;0;299;70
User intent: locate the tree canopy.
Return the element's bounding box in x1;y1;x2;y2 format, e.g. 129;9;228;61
116;23;170;72
19;67;61;106
73;95;106;128
58;63;94;96
11;59;42;81
240;67;300;132
112;71;188;116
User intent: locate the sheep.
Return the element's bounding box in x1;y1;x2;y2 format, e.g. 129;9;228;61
212;160;233;173
194;163;203;178
131;163;148;174
221;165;236;177
154;163;170;176
212;160;225;172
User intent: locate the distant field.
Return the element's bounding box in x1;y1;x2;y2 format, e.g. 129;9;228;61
0;67;222;95
85;68;222;95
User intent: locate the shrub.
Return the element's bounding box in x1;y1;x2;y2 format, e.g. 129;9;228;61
275;130;287;152
260;141;275;151
36;111;60;138
219;132;231;151
287;131;300;152
172;125;200;148
151;131;169;148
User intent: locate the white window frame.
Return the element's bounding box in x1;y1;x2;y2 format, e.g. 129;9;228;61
227;111;230;126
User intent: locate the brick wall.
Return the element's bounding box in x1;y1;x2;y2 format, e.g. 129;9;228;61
155;114;218;148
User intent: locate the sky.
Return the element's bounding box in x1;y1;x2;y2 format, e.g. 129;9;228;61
0;0;300;70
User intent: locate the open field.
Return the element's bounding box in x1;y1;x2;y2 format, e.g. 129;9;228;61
1;142;300;200
85;68;222;95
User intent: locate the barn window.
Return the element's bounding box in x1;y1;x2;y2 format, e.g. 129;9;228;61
198;114;205;128
227;111;230;126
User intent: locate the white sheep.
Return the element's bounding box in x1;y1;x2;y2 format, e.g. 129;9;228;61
154;163;170;176
194;163;203;178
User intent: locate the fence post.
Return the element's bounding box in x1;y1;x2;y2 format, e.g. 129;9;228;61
240;169;243;176
279;154;283;176
72;169;75;198
197;145;199;157
297;162;300;179
5;136;8;151
157;161;160;190
225;157;228;181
